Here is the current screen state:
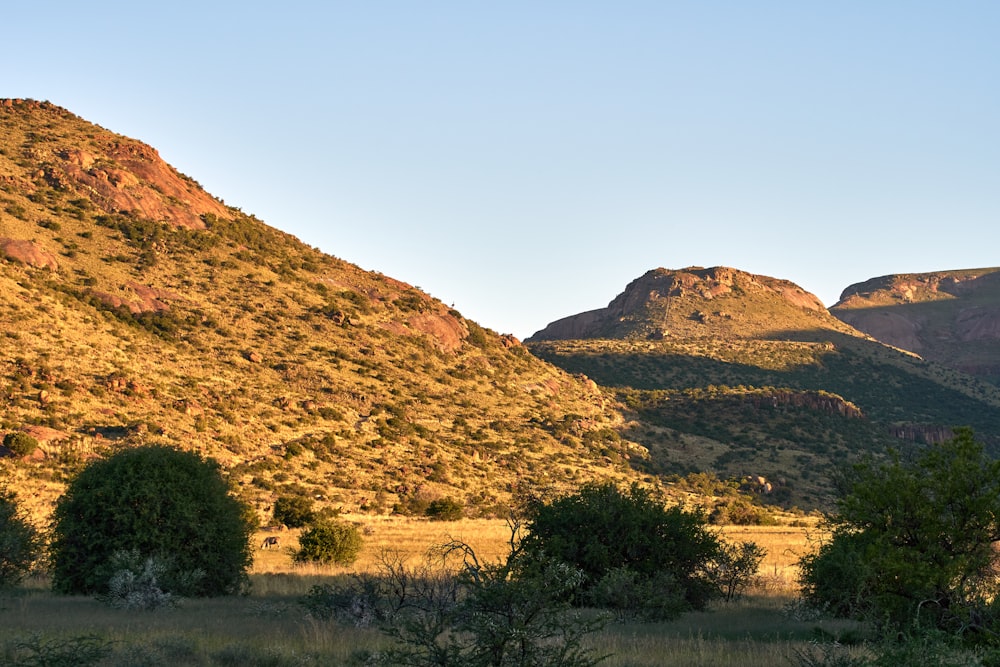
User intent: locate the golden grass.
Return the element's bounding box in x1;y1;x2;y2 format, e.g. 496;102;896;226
719;524;826;593
249;517;824;598
0;518;832;665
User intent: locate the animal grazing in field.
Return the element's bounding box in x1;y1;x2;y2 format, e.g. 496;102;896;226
261;536;280;550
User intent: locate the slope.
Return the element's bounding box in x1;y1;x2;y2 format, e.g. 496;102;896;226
831;268;1000;384
0;99;641;522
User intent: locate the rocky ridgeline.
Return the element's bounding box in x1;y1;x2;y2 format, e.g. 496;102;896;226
529;266;829;341
2;98;229;229
832;268;1000;382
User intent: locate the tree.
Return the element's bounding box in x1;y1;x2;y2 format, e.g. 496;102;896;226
0;487;41;588
294;520;363;565
50;445;255;596
273;494;316;528
799;429;1000;637
521;482;722;615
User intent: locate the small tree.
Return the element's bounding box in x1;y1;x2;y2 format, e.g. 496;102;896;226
799;429;1000;638
50;445;255;596
273;494;316;528
294;520;363;565
708;540;767;602
0;488;41;588
521;482;721;615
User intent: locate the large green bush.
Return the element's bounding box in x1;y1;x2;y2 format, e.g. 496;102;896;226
50;445;255;596
799;429;1000;638
272;494;315;528
0;488;41;588
521;482;722;615
294;521;363;565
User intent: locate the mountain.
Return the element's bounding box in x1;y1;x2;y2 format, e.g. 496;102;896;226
530;266;848;342
0;99;640;522
527;266;1000;508
831;268;1000;384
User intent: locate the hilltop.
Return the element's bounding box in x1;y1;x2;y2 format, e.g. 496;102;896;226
831;268;1000;384
0;99;640;522
527;266;1000;508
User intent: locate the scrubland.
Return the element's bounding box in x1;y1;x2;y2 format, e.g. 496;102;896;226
0;518;862;667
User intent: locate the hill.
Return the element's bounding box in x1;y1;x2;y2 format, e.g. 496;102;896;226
0;99;641;522
527;266;1000;509
831;268;1000;384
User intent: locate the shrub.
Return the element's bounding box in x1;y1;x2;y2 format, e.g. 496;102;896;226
323;524;608;667
272;494;315;528
294;521;362;565
522;482;721;615
99;550;177;610
3;432;38;457
798;428;1000;639
708;540;767;602
0;488;41;588
425;496;463;521
587;566;687;621
50;445;255;596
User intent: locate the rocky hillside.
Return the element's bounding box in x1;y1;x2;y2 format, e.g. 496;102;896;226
0;99;641;522
530;266;850;342
831;268;1000;384
527;266;1000;509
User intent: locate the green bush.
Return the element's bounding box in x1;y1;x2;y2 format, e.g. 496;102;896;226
521;482;722;615
0;488;41;589
798;428;1000;639
586;566;687;621
3;432;38;457
294;521;362;565
50;445;255;596
272;494;315;528
425;496;463;521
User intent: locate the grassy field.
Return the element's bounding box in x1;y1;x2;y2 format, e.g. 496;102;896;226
0;519;860;666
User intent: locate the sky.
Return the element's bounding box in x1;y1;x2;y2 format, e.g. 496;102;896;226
6;2;999;339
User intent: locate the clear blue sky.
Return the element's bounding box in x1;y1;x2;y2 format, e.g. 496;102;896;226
7;2;999;338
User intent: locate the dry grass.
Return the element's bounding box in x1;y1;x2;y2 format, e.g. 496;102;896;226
0;519;847;666
248;518;822;598
720;524;826;593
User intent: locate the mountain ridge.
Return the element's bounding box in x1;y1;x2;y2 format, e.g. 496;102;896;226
831;268;1000;383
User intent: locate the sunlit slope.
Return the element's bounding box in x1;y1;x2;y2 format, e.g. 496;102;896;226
0;99;640;521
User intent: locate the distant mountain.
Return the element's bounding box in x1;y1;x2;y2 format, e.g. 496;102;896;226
831;268;1000;384
0;99;639;522
527;266;1000;509
529;266;848;342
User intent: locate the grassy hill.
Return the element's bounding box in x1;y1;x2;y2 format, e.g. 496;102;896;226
527;267;1000;509
0;99;641;522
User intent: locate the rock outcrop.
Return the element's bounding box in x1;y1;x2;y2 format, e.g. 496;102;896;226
0;238;59;271
3;98;229;229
